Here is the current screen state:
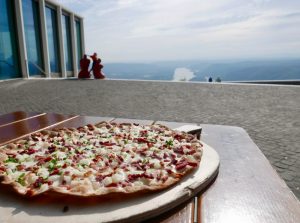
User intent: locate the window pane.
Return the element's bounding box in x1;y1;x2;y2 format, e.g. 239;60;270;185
62;14;73;71
45;6;60;73
0;0;20;79
75;20;82;69
22;0;44;76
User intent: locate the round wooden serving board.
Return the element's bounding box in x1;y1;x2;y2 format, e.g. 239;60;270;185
0;142;219;223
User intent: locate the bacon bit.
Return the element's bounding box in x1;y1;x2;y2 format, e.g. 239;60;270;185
163;159;170;163
35;155;44;160
161;175;168;183
64;171;70;175
121;182;129;187
187;162;198;167
166;169;173;174
44;156;52;162
151;153;161;160
176;160;188;170
16;165;25;171
87;124;95;131
174;134;183;141
156;172;162;181
33;177;45;188
77;127;85;132
174;147;184;155
95;175;104;182
62;180;67;185
128;174;142;181
48;146;56;153
136;138;148;143
140;130;148;137
107;183;118;187
62;163;68;168
142;173;154;179
50;169;60;176
25;148;36;155
25;167;33;171
6;152;16;157
47;181;53;186
132;163;143;171
96;173;113;182
188;149;196;155
33;166;39;171
100;142;116;146
31;136;39;141
140;151;147;156
0;166;6;172
117;155;124;162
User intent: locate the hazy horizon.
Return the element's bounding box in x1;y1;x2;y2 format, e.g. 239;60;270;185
55;0;300;62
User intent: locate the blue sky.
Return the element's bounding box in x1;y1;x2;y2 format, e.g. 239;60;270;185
55;0;300;62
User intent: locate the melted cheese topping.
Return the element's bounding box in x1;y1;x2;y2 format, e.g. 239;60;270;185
0;122;203;196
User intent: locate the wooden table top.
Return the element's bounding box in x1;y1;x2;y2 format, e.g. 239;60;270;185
0;111;299;223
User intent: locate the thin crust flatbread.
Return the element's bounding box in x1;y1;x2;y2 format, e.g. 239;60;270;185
0;122;203;197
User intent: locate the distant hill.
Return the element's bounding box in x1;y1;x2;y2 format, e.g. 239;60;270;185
102;59;300;82
191;60;300;81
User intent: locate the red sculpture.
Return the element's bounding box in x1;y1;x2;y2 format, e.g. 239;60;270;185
78;54;91;78
93;59;105;79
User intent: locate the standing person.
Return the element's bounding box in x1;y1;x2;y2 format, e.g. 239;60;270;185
93;59;106;79
78;54;90;78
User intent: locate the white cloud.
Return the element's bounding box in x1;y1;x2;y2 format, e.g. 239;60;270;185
55;0;300;62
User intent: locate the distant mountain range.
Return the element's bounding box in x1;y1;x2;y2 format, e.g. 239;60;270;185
102;59;300;82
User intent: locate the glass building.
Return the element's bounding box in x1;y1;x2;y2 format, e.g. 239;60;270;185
0;0;85;80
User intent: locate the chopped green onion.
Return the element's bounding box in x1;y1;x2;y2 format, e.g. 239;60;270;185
5;157;18;163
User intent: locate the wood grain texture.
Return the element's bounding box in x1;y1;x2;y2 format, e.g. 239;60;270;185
200;124;300;223
51;116;114;129
0;113;77;145
144;199;194;223
0;111;44;127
